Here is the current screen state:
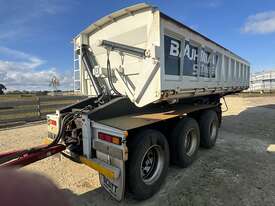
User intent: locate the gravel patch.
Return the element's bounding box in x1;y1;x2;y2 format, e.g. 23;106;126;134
1;96;275;206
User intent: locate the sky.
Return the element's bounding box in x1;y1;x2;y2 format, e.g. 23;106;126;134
0;0;274;91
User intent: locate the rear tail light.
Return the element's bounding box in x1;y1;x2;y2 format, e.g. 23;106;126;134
98;132;121;145
48;119;57;126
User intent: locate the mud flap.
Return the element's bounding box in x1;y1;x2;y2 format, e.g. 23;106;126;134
99;161;125;201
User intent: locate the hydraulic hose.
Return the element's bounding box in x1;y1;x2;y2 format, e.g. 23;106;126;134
47;105;93;148
106;50;121;96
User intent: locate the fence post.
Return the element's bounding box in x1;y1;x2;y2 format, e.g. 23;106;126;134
36;96;41;119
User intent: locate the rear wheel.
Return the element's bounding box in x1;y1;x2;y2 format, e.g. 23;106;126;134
127;129;169;200
170;117;200;168
199;110;219;148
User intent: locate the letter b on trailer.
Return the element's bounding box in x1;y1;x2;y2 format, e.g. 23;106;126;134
170;40;180;57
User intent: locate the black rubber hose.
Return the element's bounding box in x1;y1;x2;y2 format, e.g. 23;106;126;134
106;52;121;96
46;112;74;148
47;104;95;148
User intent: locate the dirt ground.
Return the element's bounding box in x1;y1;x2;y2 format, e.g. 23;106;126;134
0;96;275;206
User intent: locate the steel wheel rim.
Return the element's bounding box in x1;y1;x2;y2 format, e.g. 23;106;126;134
185;128;198;156
140;145;164;185
210;121;218;141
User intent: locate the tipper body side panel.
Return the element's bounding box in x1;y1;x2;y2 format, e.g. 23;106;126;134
73;4;250;107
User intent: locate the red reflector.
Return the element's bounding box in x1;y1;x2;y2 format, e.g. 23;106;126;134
98;132;112;143
48;119;57;126
98;132;121;145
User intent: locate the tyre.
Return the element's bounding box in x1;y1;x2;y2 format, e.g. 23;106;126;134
199;110;219;148
126;129;169;200
170;117;200;168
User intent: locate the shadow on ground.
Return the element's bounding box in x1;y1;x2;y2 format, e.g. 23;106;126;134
259;104;275;110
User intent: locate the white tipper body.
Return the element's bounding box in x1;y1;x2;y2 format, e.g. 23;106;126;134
73;3;250;107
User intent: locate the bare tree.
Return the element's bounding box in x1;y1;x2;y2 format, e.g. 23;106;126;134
0;84;6;95
49;76;60;92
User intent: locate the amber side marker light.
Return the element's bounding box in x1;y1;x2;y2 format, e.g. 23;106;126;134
98;132;121;145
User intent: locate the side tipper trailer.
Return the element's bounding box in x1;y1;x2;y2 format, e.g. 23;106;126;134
0;3;250;201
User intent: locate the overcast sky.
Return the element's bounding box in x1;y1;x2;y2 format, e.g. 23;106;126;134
0;0;274;90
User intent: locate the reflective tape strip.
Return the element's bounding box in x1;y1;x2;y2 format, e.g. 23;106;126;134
79;156;120;180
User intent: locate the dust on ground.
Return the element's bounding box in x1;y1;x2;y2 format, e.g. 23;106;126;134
0;96;275;206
